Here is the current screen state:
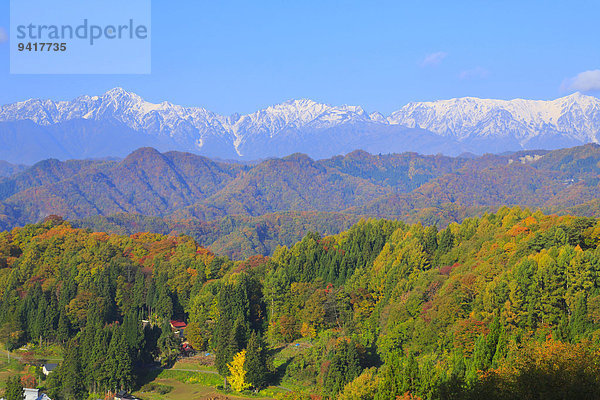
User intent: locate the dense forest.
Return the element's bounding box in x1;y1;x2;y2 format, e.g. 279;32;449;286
72;210;363;260
2;207;600;399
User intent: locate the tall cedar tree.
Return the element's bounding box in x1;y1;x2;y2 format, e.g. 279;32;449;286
59;339;86;400
323;340;362;398
157;319;180;367
244;330;270;389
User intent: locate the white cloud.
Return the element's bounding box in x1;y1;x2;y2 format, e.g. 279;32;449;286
459;67;489;80
561;70;600;92
421;51;447;67
0;27;7;43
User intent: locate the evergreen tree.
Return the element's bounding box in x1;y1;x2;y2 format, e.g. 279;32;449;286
214;277;262;386
374;352;402;400
438;228;455;253
146;278;157;318
468;335;489;383
4;376;23;400
157;319;180;367
123;309;144;360
423;225;438;255
570;294;590;339
113;330;134;391
142;324;162;364
244;331;270;390
105;326;134;392
215;320;238;389
89;326;111;393
156;286;173;320
60;339;86;400
323;341;362;397
132;271;147;311
32;296;47;345
56;309;70;344
80;312;99;392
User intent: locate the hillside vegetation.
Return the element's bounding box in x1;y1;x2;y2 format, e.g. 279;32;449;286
1;208;600;399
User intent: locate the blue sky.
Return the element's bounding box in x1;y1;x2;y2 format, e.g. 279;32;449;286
0;0;599;115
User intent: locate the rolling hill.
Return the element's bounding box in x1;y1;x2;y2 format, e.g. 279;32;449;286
0;144;599;257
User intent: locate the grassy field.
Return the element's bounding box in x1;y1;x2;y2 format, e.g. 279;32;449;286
133;378;220;400
269;339;318;395
171;354;217;372
272;339;313;369
134;372;283;400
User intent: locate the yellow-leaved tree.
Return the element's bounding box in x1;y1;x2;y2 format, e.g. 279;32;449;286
227;350;250;392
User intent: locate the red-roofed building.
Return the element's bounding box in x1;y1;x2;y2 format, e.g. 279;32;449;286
170;320;187;338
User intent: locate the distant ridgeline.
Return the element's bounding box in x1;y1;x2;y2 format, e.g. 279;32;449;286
0;89;598;163
0;144;599;258
1;208;600;399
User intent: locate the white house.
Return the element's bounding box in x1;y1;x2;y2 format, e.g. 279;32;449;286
0;388;51;400
42;363;58;376
24;388;52;400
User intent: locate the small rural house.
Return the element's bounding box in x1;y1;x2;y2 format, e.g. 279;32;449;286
1;388;52;400
24;388;52;400
42;363;58;376
170;320;187;338
114;390;138;400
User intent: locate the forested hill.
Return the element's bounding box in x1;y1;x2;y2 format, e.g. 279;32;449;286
0;144;600;259
72;211;364;260
2;209;600;399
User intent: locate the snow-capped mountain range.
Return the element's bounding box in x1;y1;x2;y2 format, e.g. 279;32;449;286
0;88;598;164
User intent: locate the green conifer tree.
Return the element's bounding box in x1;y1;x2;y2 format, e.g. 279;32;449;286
323;340;362;397
61;339;86;400
5;376;23;400
244;330;270;390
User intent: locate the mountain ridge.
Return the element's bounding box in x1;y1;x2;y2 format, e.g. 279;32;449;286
1;89;599;163
0;144;599;233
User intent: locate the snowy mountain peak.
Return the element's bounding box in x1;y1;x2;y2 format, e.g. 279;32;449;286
369;112;387;123
564;91;586;100
388;93;600;143
281;98;321;108
104;86;134;97
0;89;598;163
